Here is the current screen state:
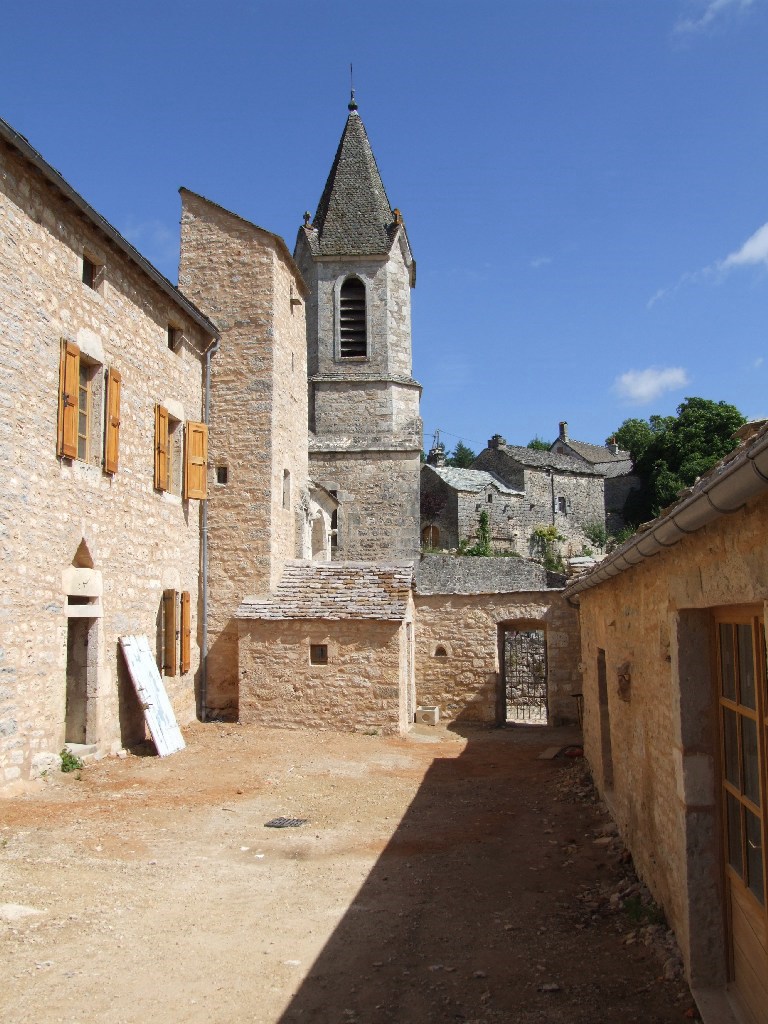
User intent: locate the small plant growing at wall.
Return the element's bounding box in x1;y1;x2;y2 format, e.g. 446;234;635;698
530;525;565;572
583;519;608;550
459;509;492;556
60;748;84;774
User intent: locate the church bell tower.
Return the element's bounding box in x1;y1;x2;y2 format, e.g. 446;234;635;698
294;96;422;560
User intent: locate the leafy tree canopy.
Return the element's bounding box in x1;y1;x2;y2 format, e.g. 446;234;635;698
447;441;476;467
527;436;551;451
610;397;746;525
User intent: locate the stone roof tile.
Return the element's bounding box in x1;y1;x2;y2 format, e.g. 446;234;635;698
236;560;413;621
426;466;522;496
310;111;396;257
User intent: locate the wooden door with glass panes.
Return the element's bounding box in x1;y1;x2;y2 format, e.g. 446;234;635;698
715;608;768;1024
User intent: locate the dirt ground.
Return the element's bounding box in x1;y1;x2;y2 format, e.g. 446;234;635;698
0;722;697;1024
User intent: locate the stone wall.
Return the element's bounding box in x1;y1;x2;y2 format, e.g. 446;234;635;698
178;191;309;719
238;618;410;735
574;490;768;987
414;585;581;726
0;142;210;786
310;449;421;561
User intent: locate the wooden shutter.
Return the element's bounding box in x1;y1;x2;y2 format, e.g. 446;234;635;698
184;421;208;500
154;405;169;491
162;589;178;676
180;591;191;675
57;340;80;458
104;368;121;474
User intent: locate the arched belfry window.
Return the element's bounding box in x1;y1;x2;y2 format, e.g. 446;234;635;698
339;277;367;358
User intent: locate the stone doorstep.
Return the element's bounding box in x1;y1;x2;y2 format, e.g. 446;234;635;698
690;987;742;1024
63;742;100;763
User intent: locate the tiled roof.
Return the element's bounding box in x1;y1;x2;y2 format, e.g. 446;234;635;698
236;561;413;621
308;111;396;256
560;439;631;465
425;466;522;496
488;444;604;476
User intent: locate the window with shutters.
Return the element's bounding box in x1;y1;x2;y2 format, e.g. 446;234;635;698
338;276;367;358
184;421;208;500
154;406;184;495
57;339;105;469
180;591;191;675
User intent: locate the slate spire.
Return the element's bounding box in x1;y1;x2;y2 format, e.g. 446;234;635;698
311;103;395;256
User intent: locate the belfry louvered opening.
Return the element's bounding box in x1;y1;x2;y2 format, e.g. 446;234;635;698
339;277;367;358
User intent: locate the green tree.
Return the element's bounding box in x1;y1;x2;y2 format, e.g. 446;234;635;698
612;397;746;525
447;441;476;467
460;509;492;556
527;436;551;451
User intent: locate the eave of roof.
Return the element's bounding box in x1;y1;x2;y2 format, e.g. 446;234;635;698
564;420;768;599
0;116;218;339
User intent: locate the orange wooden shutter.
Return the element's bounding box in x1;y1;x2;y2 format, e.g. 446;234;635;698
184;421;208;499
57;340;80;458
180;591;191;674
104;368;121;474
162;589;178;676
154;405;169;491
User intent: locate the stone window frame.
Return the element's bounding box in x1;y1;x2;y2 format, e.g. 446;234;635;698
334;274;369;362
81;251;105;293
57;338;106;470
433;643;451;658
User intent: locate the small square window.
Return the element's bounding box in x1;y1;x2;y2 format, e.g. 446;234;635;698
310;644;328;665
216;465;229;485
487;493;493;503
168;326;180;351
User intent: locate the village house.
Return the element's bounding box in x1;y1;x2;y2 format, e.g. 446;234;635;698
0;116;217;784
550;420;639;532
568;419;768;1024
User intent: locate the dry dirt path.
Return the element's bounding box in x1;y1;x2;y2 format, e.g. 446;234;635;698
0;723;695;1024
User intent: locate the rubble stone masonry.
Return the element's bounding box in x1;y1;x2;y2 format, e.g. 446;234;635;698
575;491;768;985
179;191;309;718
0;142;210;786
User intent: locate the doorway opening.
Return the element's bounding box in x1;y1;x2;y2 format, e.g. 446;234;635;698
65;615;99;744
500;624;548;725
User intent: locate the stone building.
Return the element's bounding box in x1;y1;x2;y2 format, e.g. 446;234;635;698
294;96;423;562
550;421;639;531
177;189;313;720
236;561;415;735
0;116;217;785
420;462;524;551
567;420;768;1023
415;557;581;726
469;435;606;555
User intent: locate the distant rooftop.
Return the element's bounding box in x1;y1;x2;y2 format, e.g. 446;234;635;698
425;465;522;496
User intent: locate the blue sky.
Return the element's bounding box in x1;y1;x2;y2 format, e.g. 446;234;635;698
3;0;768;454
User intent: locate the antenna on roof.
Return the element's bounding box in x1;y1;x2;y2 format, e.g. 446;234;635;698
348;63;358;111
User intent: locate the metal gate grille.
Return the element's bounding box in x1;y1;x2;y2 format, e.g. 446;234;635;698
504;629;547;724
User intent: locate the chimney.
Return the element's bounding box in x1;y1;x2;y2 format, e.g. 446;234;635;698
559;421;568;441
488;434;507;450
608;437;619;455
426;443;446;467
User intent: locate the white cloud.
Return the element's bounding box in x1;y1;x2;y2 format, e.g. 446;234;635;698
721;221;768;269
675;0;756;34
614;366;690;404
648;220;768;307
529;256;552;270
754;356;764;368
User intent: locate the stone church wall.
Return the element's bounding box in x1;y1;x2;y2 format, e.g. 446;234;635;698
0;143;209;787
310;449;421;560
179;191;309;720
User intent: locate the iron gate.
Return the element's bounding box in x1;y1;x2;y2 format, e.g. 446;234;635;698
504;628;547;723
